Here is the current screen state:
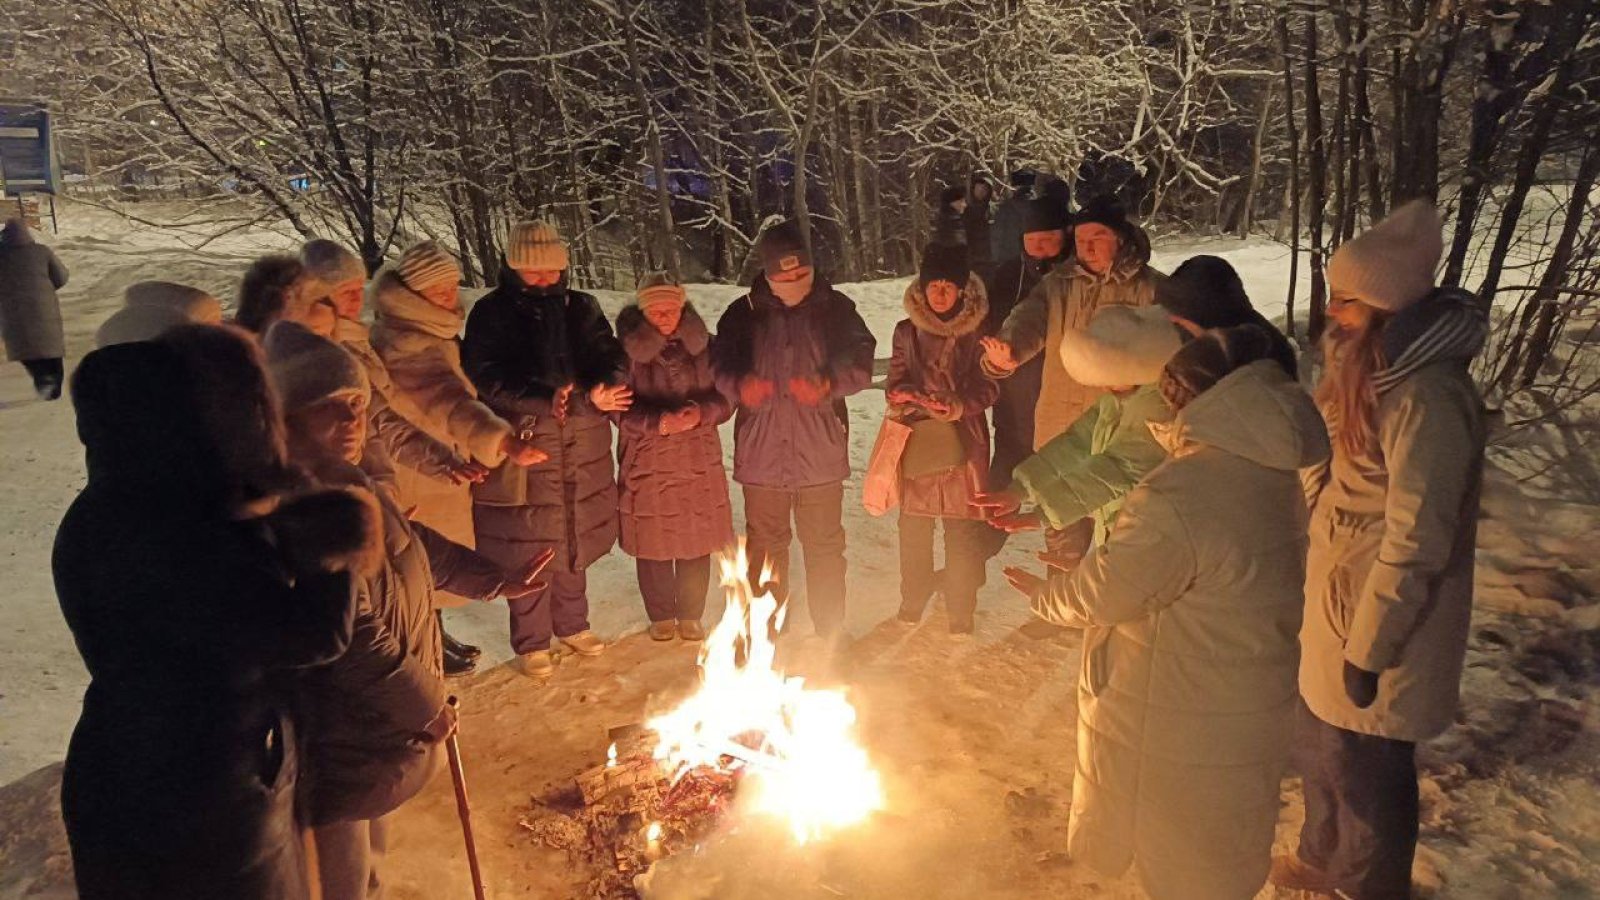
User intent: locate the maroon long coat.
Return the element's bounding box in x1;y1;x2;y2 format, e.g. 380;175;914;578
887;276;999;519
616;304;736;560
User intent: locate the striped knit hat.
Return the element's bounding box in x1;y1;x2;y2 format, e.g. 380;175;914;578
397;241;461;294
1327;199;1443;312
507;220;569;272
636;271;686;309
300;239;365;287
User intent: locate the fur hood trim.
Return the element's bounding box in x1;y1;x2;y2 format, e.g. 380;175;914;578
267;485;385;580
617;302;711;362
1059;305;1183;388
370;266;463;340
902;274;989;338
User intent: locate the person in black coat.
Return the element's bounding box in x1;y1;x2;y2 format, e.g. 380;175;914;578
53;325;375;900
1155;255;1300;379
932;185;969;246
461;220;631;678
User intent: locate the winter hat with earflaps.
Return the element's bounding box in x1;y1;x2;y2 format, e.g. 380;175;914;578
636;271;686;310
301;239;365;287
506;220;569;272
918;241;971;289
263;320;369;413
756;220;812;279
1020;196;1071;235
1326;198;1443;312
397;241;460;295
95;282;223;348
1159;324;1277;412
1059;305;1184;388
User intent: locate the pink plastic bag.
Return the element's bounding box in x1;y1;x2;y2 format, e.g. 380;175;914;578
863;417;913;516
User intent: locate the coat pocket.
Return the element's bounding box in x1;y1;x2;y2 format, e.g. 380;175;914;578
1081;627;1112;698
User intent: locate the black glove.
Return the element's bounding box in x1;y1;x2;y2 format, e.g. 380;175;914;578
1343;661;1380;709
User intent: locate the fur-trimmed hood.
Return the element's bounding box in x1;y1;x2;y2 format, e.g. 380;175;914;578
617;302;711;362
902;274;989;338
1059;304;1183;388
370;266;463;340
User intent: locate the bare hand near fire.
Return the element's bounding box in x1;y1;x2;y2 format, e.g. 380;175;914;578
443;457;491;485
1037;547;1082;573
971;488;1024;518
503;436;548;467
990;510;1043;533
980;336;1017;373
886;387;919;407
591;383;634;412
659;402;702;435
1003;566;1047;600
502;547;557;600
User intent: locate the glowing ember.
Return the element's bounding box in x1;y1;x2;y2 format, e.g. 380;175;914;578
647;541;884;844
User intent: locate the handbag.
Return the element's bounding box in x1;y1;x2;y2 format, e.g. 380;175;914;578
900;418;966;479
863;418;913;516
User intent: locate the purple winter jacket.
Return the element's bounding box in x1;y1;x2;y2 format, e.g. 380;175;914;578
711;275;876;489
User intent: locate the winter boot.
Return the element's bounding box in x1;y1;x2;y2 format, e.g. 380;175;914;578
1269;854;1336;893
677;619;706;641
561;630;607;657
444;644;477;677
440;615;481;661
515;650;556;679
648;621;677;642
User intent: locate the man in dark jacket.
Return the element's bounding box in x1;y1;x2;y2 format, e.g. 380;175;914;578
711;220;876;641
963;175;995;280
988;170;1037;265
462;220;631;679
1156;255;1299;379
983;197;1071;495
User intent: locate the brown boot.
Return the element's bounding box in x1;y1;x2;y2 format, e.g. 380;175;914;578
1269;854;1335;893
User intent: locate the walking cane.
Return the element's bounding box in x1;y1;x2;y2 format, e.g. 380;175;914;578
445;696;488;900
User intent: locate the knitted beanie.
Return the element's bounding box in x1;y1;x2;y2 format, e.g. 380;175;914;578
1159;324;1277;412
1073;195;1133;237
300;239;365;287
1156;256;1254;329
757;220;812;278
918;241;971;288
1020;196;1071;235
1010;169;1036;191
1326;199;1443;312
939;185;966;207
506;220;569;272
1059;305;1184;388
263;320;369;413
397;241;461;294
636;271;687;309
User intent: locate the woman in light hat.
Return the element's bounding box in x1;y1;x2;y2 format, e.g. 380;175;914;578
614;273;734;641
1007;324;1331;900
369;242;545;602
95;281;223;348
1272;199;1488;900
462;221;631;678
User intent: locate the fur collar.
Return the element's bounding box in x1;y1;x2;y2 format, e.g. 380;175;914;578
617;302;710;362
370;267;463;340
902;274;989;338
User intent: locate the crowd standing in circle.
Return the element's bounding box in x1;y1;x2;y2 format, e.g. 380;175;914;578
36;180;1485;900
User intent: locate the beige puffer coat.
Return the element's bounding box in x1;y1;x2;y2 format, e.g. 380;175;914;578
1300;358;1485;742
1034;360;1331;900
368;269;512;546
992;238;1164;448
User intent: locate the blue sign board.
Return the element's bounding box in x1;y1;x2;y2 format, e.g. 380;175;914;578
0;102;58;197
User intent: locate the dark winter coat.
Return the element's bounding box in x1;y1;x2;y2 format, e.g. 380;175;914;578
963;200;993;269
932;205;967;246
711;274;876;489
296;462;448;827
0;222;69;361
462;267;626;573
54;342;361;900
990;194;1031;264
616;303;735;560
887;276;998;519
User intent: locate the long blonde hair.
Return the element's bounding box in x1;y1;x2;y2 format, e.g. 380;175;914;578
1315;310;1392;458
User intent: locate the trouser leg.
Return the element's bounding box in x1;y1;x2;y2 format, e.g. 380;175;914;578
794;482;847;639
549;568;591;639
22;357;63;400
506;570;553;654
1332;730;1419;899
675;555;712;622
637;558;677;623
1294;701;1344;873
897;512;937;619
743;485;795;605
942;518;987;632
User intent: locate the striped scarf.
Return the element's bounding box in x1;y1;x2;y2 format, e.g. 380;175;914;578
1373;288;1487;395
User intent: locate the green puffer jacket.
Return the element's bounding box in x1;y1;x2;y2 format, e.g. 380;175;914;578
1009;384;1171;543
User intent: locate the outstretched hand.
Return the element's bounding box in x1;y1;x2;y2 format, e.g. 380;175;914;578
980;336;1017;372
738;375;775;408
591;383;635;413
504;435;548;467
443;457;491;485
1003;566;1047;600
502;548;557;601
971;489;1024;518
788;374;832;407
989;510;1043;533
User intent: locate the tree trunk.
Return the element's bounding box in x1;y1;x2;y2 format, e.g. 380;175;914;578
1277;15;1302;339
622;2;681;280
1304;10;1329;342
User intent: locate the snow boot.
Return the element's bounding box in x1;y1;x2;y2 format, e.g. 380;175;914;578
561;630;607;657
444;645;477;677
648;621;678;642
515;650;556;679
677;620;706;641
439;614;481;661
1269;854;1336;893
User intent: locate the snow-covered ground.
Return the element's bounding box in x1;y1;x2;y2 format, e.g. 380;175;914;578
1;200;1597;899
